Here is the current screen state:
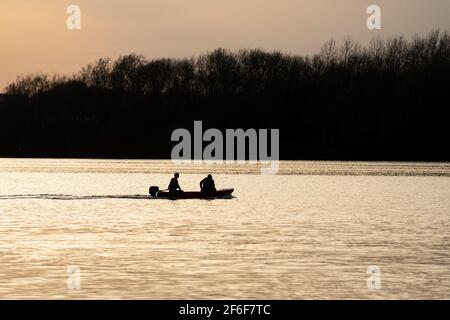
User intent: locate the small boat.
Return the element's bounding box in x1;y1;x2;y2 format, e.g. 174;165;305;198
149;186;234;199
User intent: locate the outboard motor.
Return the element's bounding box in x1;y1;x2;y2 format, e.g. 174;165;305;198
149;186;160;197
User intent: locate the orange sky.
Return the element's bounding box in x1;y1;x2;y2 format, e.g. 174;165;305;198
1;0;449;90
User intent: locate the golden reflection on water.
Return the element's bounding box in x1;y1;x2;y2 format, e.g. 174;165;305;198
1;160;450;299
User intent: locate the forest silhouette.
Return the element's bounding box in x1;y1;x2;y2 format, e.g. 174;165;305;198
1;30;449;160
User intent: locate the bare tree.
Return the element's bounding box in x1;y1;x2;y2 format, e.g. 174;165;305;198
4;74;51;97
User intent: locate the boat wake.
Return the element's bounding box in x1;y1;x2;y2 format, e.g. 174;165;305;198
0;194;236;201
0;194;150;201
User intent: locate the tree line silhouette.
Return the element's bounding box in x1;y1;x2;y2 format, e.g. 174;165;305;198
1;30;449;160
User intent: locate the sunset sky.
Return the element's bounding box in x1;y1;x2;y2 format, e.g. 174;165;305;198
1;0;449;90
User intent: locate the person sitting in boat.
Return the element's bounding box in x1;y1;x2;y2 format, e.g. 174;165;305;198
168;173;183;192
200;174;216;192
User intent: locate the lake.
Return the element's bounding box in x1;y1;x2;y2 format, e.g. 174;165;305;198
0;159;449;299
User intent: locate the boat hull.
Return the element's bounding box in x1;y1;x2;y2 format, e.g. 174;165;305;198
156;189;234;199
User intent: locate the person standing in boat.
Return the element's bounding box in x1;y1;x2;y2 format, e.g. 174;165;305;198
168;173;183;192
200;174;216;192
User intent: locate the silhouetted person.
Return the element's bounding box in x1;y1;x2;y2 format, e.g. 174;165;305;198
200;174;216;192
168;173;182;192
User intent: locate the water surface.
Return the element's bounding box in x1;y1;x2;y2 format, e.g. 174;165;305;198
0;159;449;299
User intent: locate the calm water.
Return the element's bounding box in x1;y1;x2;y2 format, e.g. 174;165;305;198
0;159;449;299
